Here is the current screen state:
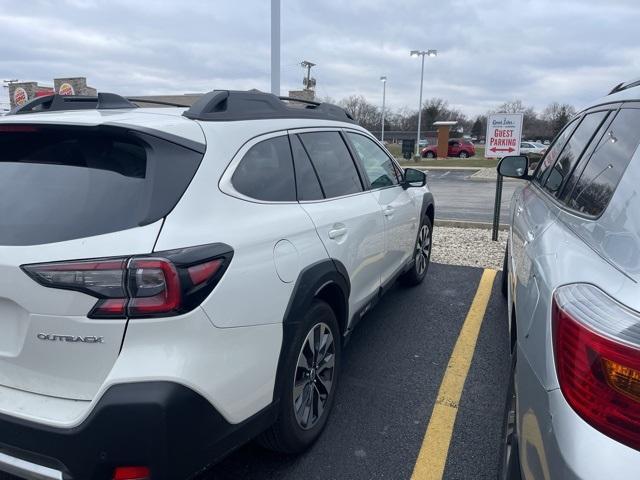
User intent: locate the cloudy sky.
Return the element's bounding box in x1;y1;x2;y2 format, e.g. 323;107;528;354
1;0;639;116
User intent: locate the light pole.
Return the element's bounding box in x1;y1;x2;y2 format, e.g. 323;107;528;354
270;0;280;95
380;76;387;143
410;49;437;157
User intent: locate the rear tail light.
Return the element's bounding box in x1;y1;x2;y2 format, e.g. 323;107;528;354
22;243;232;319
113;466;150;480
553;283;640;451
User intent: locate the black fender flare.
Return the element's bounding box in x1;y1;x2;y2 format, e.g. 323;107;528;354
272;259;350;403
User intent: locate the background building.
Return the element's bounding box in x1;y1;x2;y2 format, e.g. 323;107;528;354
7;77;96;109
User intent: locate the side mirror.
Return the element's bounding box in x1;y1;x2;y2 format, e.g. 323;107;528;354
498;155;530;179
403;168;427;188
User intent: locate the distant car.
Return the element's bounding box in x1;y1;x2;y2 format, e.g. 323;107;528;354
519;141;547;156
421;138;475;158
543;139;551;145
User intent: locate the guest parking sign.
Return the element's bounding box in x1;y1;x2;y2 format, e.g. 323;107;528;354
485;113;523;158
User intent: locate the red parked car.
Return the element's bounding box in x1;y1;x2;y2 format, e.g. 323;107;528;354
421;138;476;158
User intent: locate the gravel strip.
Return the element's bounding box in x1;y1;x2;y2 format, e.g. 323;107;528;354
431;226;507;271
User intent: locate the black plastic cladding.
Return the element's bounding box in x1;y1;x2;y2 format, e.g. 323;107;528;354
183;90;356;123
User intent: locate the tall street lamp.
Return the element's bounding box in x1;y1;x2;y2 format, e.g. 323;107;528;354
410;49;438;157
380;76;387;143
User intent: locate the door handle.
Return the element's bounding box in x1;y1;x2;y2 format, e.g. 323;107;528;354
383;206;395;217
328;227;348;239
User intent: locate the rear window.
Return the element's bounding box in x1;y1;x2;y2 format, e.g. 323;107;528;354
0;126;203;246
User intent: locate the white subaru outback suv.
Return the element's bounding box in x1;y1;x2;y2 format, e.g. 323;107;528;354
0;91;434;480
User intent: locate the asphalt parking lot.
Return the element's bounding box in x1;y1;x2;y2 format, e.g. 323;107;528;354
202;262;510;480
426;170;519;224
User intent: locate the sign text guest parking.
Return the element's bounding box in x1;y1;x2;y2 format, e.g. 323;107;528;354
485;113;523;158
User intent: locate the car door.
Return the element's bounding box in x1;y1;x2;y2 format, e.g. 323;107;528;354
510;119;579;326
291;130;385;324
344;131;419;285
448;140;460;157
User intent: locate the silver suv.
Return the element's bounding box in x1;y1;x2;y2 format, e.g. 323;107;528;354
498;78;640;479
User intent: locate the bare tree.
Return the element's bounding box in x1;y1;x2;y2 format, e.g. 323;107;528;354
542;102;577;138
338;95;380;131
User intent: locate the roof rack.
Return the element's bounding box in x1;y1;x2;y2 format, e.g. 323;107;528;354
609;77;640;95
10;93;137;115
182;90;355;123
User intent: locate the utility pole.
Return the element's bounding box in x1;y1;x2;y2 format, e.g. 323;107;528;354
410;50;438;157
270;0;280;96
380;76;387;143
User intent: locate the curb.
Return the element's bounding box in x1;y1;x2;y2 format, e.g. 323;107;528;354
434;219;509;231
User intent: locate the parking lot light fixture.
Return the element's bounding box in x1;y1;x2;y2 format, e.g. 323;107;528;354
410;49;438;157
380;76;387;143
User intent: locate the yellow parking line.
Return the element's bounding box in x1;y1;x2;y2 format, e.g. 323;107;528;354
411;269;497;480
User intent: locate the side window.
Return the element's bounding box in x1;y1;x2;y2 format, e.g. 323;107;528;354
543;111;609;196
534;118;579;185
568;108;640;216
231;136;296;202
298;131;363;198
346;132;399;188
290;134;324;201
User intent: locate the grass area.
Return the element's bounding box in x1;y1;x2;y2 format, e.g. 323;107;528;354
386;142;491;166
398;158;498;168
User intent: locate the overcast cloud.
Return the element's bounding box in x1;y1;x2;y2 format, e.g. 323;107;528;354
1;0;639;116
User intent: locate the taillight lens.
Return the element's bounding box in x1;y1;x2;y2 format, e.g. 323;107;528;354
22;244;232;319
553;283;640;451
113;466;150;480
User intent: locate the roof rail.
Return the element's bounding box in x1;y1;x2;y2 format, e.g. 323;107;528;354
10;93;137;115
609;77;640;95
183;90;355;123
127;97;192;108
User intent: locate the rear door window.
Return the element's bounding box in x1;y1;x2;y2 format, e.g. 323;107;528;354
290;134;324;201
298;131;363;198
231;135;296;202
0;125;202;246
567;108;640;216
542;111;609;196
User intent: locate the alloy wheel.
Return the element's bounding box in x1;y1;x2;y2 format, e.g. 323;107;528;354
293;322;336;430
415;223;431;276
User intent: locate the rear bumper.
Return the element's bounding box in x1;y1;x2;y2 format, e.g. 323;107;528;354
0;382;276;480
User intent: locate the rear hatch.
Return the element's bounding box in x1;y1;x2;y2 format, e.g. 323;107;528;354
0;122;204;400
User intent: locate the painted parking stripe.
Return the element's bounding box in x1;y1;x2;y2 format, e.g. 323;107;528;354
411;269;497;480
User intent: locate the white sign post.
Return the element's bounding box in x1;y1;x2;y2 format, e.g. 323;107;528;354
485;113;523;158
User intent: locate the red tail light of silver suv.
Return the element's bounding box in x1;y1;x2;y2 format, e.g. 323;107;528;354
553;283;640;451
22;243;233;319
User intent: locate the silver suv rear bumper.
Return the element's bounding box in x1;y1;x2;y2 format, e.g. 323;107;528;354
0;451;63;480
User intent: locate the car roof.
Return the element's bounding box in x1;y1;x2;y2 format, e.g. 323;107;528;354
0;107;206;146
582;80;640;113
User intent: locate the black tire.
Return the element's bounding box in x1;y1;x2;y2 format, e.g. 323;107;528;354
400;216;432;287
258;300;341;454
459;151;469;158
498;354;522;480
425;151;436;159
501;246;508;298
